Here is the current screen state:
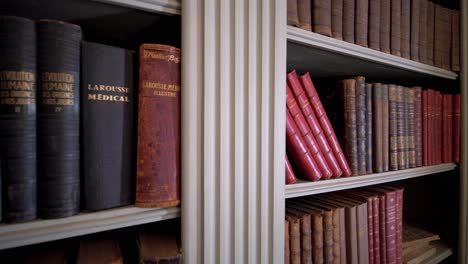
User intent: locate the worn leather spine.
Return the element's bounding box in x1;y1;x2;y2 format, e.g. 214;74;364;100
342;79;359;175
331;0;344;40
442;95;453;163
78;240;123;264
136;44;181;208
390;0;402;56
422;90;429;166
366;83;373;174
428;90;434;165
287;0;300;26
434;5;451;70
436;92;443;164
443;8;452;71
286;155;298;184
451;11;460;71
407;88;416;168
369;0;381;50
396;86;406;170
380;0;391;53
287;215;302;264
388;85;399;171
0;16;37;223
313;0;332;36
413;87;423;167
343;0;356;43
285;219;291;264
404;88;410;168
419;0;428;64
382;85;390;172
400;0;411;59
453;94;461;162
355;0;369;47
37;20;82;219
426;2;435;65
355;77;367;175
298;0;312;31
373;83;384;173
410;0;420;61
286;207;313;264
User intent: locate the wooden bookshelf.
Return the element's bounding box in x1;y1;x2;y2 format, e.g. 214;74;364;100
95;0;181;15
285;163;457;198
0;206;180;250
422;241;454;264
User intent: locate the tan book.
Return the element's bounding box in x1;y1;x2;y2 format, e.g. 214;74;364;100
138;231;182;264
403;224;440;248
77;240;122;264
286;207;313;264
403;245;436;264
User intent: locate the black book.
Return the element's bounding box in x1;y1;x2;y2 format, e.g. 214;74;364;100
37;20;82;219
0;16;37;223
81;41;135;211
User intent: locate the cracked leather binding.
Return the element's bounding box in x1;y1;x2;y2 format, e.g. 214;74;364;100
413;87;423;167
419;0;428;64
410;0;420;61
390;0;401;56
451;11;460;71
388;85;399;171
426;2;435;65
313;0;332;36
401;0;411;58
331;0;343;40
373;83;384;173
369;0;381;50
354;77;367;175
355;0;369;47
380;0;391;53
343;0;355;43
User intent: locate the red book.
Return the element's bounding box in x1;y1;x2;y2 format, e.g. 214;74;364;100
442;95;453;163
286;85;334;179
453;94;461;162
286;109;322;181
422;90;429;166
437;92;443;164
428;90;434;165
297;72;353;177
285;155;298;184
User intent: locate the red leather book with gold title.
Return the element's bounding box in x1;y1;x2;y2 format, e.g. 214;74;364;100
136;44;180;208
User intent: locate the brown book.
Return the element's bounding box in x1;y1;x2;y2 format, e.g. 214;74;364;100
286;207;313;264
287;215;302;264
419;0;428;64
443;9;452;71
313;0;332;36
138;230;183;264
380;0;391;52
369;0;381;50
285;219;291;264
413;87;423;167
288;0;300;26
426;2;435;65
373;83;384;173
136;44;181;208
342;79;358;175
77;240;122;264
332;0;344;40
451;11;460;71
397;86;407;170
355;77;367;175
434;5;451;70
401;0;411;58
382;84;390;172
343;0;356;43
388;85;399;171
391;0;402;56
410;0;420;61
404;87;411;168
366;83;373;174
356;0;369;47
298;0;312;31
407;88;416;168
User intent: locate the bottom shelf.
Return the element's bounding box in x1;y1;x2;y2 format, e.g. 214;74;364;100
422;241;454;264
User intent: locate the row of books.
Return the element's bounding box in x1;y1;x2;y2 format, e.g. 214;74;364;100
0;16;181;223
285;185;404;264
287;0;460;71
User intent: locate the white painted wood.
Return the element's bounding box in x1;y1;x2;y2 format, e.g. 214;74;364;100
0;206;180;250
286;164;457;198
95;0;180;15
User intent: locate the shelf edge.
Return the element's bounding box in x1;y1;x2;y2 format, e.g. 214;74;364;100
94;0;181;15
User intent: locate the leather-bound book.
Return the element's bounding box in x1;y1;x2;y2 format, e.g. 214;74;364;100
369;0;381;50
442;95;453;163
413;87;423;167
355;77;367;175
382;85;390;172
443;8;452;71
332;0;344;40
377;193;387;264
390;0;402;56
388;85;399;171
396;86;406;170
410;0;420;61
422;90;429;166
426;2;435;65
286;214;301;264
286;110;323;181
453;94;461;162
285;155;298;184
436;92;443;164
343;0;356;43
380;185;404;264
286;207;313;264
0;16;37;222
419;0;428;64
380;0;391;53
407;88;416;168
428;90;434;165
341;79;359;175
366;83;373;174
451;11;460;71
37;20;82;219
138;230;183;264
404;87;410;168
313;0;332;36
355;0;369;47
434;5;451;70
287;0;300;26
298;0;312;30
400;0;411;59
81;42;134;211
299;73;352;177
136;44;181;208
373;84;384;173
287;74;341;178
285;219;291;264
77;240;123;264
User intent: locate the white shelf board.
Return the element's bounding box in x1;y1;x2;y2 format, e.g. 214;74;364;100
287;26;458;81
285;163;457;198
95;0;181;15
0;206;180;250
421;241;453;264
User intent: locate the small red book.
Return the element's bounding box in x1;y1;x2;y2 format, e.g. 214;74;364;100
453;94;461;162
285;155;298;184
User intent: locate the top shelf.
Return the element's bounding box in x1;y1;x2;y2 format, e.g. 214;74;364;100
287;26;458;81
95;0;181;15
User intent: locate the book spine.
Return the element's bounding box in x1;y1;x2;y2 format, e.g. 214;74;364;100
136;44;181;208
369;0;381;50
443;95;453;163
410;0;420;61
299;214;313;263
443;8;452;71
332;209;341;264
285;155;298;184
345;207;359;264
357;204;370;264
396;86;406;170
37;20;82;219
373;198;381;264
368;198;375;264
323;211;335;264
356;0;369;47
418;0;428;64
355;77;367;175
451;11;460;71
436;92;443;163
395;189;404;264
404;87;410;168
422;90;428;165
380;0;391;53
288;216;301;264
388;85;399;171
429;90;434;165
287;0;300;26
434;5;451;70
373;83;384;173
300;73;352;176
343;79;359;175
380;196;387;264
382;85;390;172
343;0;356;43
414;87;423;167
385;192;397;264
366;83;373;174
426;2;435;65
0;16;37;222
332;0;344;40
391;0;402;56
407;88;416;168
313;0;332;36
297;0;312;31
453;94;461;162
285;219;290;264
400;0;411;59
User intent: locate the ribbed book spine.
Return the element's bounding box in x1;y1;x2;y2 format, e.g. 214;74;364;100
442;95;453;163
422;90;429;166
380;0;391;53
355;77;367;175
453;94;461;162
343;79;358;175
436;92;443;163
407;88;416;168
413;87;423;167
285;219;290;264
397;86;407;169
390;0;402;56
0;16;37;222
287;0;299;26
400;0;411;59
297;0;312;31
369;0;381;50
343;0;356;43
332;0;344;40
355;0;369;47
388;85;399;171
382;85;390;172
285;155;298;184
373;83;384;173
37;20;82;219
313;0;332;36
426;2;435;65
410;0;420;61
451;11;460;71
434;5;451;70
418;0;428;64
286;215;301;264
365;83;373;174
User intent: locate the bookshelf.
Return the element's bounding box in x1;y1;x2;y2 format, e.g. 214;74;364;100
422;242;454;264
96;0;181;15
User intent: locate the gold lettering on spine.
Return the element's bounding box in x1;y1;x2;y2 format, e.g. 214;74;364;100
0;71;36;107
86;83;131;103
40;72;76;107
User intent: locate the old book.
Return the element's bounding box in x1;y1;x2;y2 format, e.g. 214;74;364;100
396;86;406;170
380;0;391;53
442;94;453;163
418;0;428;64
287;0;300;26
378;193;387;264
380;185;404;264
428;90;434;164
391;0;402;56
37;20;82;219
285;155;298;184
343;0;356;43
382;85;390;172
332;0;344;40
0;16;37;222
453;94;461;162
434;5;451;70
365;83;373;174
369;0;381;50
138;231;182;264
407;88;416;168
136;44;181;208
287;215;302;264
413;87;423;167
355;0;369;47
313;0;332;36
286;207;313;263
426;2;435;65
341;79;359;175
81;41;134;211
422;90;429;165
285;219;291;264
403;224;440;248
404;87;411;168
373;83;384;173
443;8;452;71
400;0;411;58
410;0;420;61
355;77;367;175
388;85;399;171
300;73;352;176
77;240;122;264
451;11;460;71
298;0;312;30
436;92;443;164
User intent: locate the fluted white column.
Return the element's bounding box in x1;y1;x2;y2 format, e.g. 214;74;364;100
181;0;286;263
